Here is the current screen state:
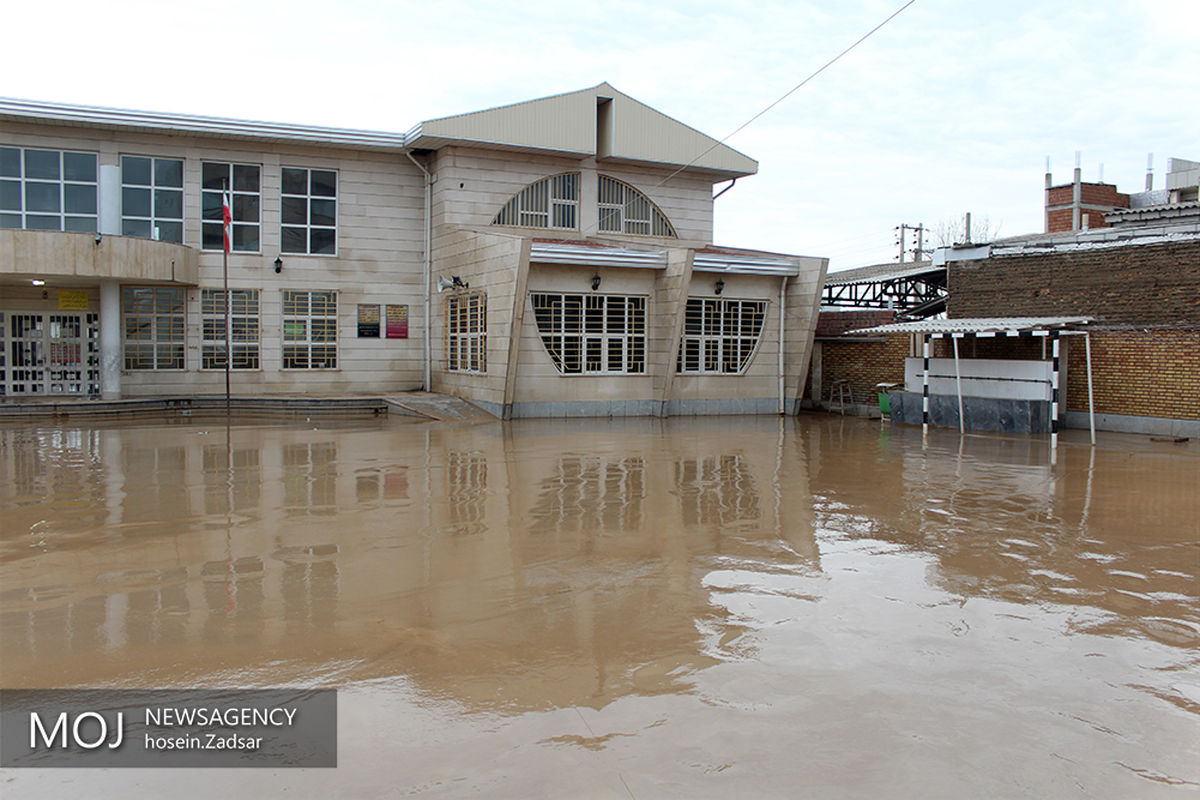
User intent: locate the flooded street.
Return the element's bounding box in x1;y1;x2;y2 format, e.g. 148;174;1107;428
1;414;1197;797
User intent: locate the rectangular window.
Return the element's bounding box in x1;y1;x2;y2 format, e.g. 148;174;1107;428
121;156;184;243
282;289;337;368
677;298;767;374
281;167;337;255
122;287;185;369
530;293;646;374
446;292;486;373
0;147;98;232
202;162;261;252
201;288;261;369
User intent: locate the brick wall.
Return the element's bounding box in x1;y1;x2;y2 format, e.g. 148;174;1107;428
1066;329;1200;419
949;240;1200;325
1045;183;1130;232
813;334;910;405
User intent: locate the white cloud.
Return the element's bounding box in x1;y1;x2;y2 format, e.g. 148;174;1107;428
3;0;1195;268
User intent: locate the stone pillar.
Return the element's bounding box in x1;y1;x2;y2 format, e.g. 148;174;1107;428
100;280;121;399
99;163;121;235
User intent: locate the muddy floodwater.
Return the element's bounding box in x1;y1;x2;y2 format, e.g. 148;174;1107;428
1;414;1197;797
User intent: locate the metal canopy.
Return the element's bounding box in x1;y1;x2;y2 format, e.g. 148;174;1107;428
847;316;1092;337
822;260;946;314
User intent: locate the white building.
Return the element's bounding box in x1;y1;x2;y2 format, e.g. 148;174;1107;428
0;84;827;417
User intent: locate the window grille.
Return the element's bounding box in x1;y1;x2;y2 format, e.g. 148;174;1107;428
597;175;675;237
530;293;646;374
446;292;487;373
676;298;767;374
122;287;185;370
201;288;261;369
493;173;579;230
282;289;337;369
1;147;98;232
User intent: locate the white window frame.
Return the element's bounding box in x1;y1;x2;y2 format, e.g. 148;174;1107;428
493;173;579;230
282;289;337;369
201;288;261;370
446;292;487;373
280;167;337;256
122;287;185;370
202;162;262;252
677;297;767;374
121;155;184;243
597;175;676;237
530;292;646;375
1;146;98;232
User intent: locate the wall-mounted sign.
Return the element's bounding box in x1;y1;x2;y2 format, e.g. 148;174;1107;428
57;290;89;311
357;304;381;338
386;304;409;339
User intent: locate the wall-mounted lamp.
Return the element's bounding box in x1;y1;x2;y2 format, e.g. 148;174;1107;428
714;278;725;295
591;273;602;291
274;256;283;274
31;279;46;287
94;234;102;245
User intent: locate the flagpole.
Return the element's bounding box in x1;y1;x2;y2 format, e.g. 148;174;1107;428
223;178;231;416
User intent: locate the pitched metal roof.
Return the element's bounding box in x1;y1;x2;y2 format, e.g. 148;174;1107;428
847;316;1093;336
408;83;758;179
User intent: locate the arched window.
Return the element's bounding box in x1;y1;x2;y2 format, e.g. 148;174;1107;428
492;173;579;230
598;176;675;237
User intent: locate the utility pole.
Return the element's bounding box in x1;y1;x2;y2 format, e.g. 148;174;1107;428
896;223;929;262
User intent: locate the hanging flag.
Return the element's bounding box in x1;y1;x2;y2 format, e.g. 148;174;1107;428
222;190;232;254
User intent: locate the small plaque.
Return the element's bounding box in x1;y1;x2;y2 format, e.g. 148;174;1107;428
357;304;380;338
385;304;409;339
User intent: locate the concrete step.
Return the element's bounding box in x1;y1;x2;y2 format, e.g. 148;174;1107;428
384;395;497;423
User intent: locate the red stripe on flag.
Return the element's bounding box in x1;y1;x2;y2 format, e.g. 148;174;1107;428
222;191;232;254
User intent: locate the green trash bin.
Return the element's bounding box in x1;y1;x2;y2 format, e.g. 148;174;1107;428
875;383;900;418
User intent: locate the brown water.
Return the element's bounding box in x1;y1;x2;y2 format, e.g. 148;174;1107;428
1;415;1197;798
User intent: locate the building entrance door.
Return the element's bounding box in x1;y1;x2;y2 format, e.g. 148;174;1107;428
1;311;100;397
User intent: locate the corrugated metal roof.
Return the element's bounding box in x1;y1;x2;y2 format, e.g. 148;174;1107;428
528;241;803;275
692;251;800;276
0;97;411;151
848;316;1093;336
824;260;939;286
530;241;668;269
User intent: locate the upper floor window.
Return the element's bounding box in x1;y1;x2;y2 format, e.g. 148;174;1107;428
202;163;261;252
281;167;337;255
122;156;183;243
493;173;578;230
677;298;766;374
0;147;98;232
530;292;646;374
598;176;675;237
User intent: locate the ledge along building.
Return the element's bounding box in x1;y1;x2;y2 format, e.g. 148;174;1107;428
0;84;828;417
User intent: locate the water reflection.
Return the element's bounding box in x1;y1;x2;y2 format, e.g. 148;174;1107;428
0;415;1197;793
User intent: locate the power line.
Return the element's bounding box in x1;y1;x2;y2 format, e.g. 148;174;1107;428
651;0;918;193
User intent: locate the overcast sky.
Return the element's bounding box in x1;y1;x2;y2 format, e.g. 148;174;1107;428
5;0;1196;270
